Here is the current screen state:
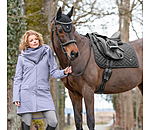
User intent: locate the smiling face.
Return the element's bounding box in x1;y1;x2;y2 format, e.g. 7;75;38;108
28;35;40;49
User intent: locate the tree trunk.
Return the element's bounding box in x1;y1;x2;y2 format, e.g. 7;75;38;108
138;97;143;130
122;92;134;130
7;80;22;130
114;0;135;129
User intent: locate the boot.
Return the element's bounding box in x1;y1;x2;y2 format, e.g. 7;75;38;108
45;124;56;130
22;121;30;130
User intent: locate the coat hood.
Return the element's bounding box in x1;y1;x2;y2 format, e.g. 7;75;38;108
21;44;49;64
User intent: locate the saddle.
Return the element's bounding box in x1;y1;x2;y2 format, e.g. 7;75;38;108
86;31;139;94
90;31;124;60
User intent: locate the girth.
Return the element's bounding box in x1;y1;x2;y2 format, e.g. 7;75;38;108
95;59;113;94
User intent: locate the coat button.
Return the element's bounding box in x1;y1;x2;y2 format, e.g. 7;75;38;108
39;87;40;89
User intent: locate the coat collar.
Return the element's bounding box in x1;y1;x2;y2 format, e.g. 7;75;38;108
21;44;49;64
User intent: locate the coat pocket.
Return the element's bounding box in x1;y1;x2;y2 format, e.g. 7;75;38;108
37;85;51;101
20;85;29;102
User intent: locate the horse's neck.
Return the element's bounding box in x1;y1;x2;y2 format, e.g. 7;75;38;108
75;32;88;51
71;32;90;67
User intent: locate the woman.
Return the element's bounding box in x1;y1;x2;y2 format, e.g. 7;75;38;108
13;30;72;130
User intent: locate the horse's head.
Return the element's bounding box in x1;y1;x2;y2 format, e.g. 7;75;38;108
51;6;79;61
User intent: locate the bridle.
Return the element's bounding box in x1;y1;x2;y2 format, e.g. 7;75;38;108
51;18;92;76
54;19;76;50
52;18;77;64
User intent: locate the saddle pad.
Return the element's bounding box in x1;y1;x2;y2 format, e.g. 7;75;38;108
91;41;139;68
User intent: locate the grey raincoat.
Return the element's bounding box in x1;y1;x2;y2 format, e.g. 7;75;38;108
13;44;67;119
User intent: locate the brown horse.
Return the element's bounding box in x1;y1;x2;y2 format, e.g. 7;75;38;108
50;7;143;130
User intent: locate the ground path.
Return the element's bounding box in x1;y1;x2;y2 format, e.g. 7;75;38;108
69;119;113;130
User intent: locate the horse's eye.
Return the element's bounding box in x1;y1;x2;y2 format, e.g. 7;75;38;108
58;30;63;33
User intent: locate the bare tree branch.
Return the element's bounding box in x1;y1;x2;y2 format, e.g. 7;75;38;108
131;20;140;39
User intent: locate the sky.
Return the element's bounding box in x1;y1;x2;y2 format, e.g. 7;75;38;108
76;12;142;41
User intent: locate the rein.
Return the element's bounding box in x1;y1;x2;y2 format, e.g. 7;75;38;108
52;19;91;76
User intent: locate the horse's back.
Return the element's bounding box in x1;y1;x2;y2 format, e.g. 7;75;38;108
129;39;143;59
130;38;143;80
130;39;143;49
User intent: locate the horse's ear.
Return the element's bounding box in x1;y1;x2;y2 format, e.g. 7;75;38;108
56;7;62;20
67;6;74;18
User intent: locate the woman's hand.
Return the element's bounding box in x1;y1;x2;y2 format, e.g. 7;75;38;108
14;101;20;106
64;66;72;75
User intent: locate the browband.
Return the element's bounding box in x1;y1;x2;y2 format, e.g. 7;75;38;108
55;20;72;25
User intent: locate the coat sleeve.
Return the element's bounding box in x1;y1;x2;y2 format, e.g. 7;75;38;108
13;56;23;103
48;48;67;79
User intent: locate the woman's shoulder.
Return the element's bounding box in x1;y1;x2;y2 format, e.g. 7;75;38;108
43;44;52;53
18;54;23;58
15;54;24;65
43;44;50;49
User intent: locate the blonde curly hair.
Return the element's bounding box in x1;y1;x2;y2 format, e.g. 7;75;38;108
19;30;44;53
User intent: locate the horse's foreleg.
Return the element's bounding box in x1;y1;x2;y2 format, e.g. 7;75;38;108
83;86;95;130
69;90;83;130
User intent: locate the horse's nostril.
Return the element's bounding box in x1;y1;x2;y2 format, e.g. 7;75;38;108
70;51;75;58
70;51;78;58
76;51;79;57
